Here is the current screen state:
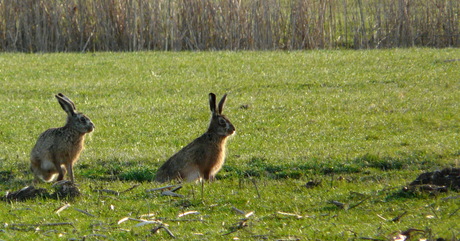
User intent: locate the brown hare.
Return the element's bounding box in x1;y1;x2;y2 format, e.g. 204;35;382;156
30;93;95;183
155;93;236;183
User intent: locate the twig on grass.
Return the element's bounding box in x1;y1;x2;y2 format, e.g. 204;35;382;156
55;203;71;214
328;200;346;209
152;225;176;238
390;211;408;222
9;222;74;228
92;189;120;196
223;219;248;236
448;207;460;218
40;222;75;227
171;186;182;192
74;208;96;217
223;207;255;236
42;230;61;236
145;185;179;192
348;196;371;210
120;184;141;193
145;184;184;197
161;190;184;198
166;219;204;222
251;178;261;199
82;234;108;239
232;206;246;215
232;207;255;218
441;195;460;201
8;222;76;231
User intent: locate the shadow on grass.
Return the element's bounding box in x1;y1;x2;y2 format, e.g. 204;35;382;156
76;150;441;182
221;151;439;180
79;158;156;182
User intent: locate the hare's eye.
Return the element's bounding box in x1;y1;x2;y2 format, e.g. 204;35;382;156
79;117;86;122
218;118;226;126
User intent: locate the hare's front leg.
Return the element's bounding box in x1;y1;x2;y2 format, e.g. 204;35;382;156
203;169;214;181
66;163;75;183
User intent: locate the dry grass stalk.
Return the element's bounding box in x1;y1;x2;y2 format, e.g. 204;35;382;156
276;211;302;219
177;211;199;217
0;0;458;52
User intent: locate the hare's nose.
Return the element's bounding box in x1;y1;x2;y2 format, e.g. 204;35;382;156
88;122;95;131
228;126;236;135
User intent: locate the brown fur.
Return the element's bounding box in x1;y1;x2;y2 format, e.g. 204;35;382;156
155;93;235;183
30;93;94;183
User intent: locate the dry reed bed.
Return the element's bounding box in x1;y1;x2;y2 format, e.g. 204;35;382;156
0;0;459;52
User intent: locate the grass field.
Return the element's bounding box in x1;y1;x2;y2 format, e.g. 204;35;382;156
0;49;459;240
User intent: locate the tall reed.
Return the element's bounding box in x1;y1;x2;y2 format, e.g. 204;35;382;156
0;0;458;52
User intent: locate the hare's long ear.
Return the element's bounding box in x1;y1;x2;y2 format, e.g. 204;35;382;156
209;93;217;114
55;93;76;116
217;94;227;115
57;93;76;110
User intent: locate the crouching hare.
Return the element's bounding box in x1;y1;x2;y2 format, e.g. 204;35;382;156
30;93;95;183
155;93;236;183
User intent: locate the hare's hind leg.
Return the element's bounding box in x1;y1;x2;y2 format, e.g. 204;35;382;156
56;163;67;181
181;164;202;182
31;158;59;182
30;163;42;184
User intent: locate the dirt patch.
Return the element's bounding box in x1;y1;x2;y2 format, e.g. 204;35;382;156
2;181;81;202
2;186;49;202
404;168;460;193
51;181;81;199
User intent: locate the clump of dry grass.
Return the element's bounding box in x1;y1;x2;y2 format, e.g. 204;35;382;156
0;0;458;52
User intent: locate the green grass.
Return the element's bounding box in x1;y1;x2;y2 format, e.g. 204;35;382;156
0;49;459;240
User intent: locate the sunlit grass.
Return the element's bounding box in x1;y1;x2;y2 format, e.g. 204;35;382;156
0;49;459;240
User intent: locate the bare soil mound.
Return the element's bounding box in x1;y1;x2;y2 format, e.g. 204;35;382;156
2;181;81;202
404;168;460;193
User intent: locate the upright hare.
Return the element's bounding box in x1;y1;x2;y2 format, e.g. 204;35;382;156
155;93;235;182
30;93;95;183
